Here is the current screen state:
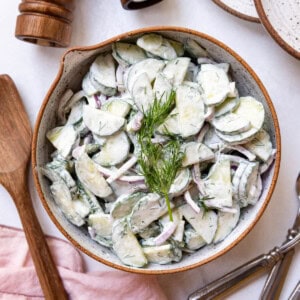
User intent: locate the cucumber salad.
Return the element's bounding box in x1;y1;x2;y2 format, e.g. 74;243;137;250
42;33;276;268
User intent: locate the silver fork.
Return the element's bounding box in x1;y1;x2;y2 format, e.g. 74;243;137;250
188;173;300;300
260;172;300;299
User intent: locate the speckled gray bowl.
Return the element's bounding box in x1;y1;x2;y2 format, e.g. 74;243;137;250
32;26;281;274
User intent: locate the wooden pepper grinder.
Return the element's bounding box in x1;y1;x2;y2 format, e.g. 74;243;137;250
15;0;74;47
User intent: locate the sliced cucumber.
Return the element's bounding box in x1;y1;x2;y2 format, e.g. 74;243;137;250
153;72;172;103
184;227;206;250
126;58;165;93
88;212;113;238
169;168;191;196
143;244;182;264
46;125;77;158
50;181;84;226
75;153;112;198
156;108;180;135
131;72;154;112
179;204;218;244
185;39;208;58
176;84;205;137
82;105;125;136
112;42;147;67
129;193;172;233
110;192;145;219
65;100;85;126
212;113;251;135
244;129;273;162
82;73;98;96
203;159;233;208
234;97;265;130
197;64;231;106
137;34;177;60
90;53;116;90
216;96;265;144
181;142;214;167
93;131;130;167
136;33;163;52
163;57;191;86
101;99;131;117
213;203;240;243
167;39;184;57
112;218;147;267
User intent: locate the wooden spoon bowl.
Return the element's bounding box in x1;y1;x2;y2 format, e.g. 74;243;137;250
0;75;68;299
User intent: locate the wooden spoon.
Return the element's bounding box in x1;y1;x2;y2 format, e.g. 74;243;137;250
0;75;68;300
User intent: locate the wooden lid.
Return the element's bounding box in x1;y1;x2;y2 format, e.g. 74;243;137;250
15;0;74;47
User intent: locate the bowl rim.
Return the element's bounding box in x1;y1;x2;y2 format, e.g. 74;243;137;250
32;25;281;274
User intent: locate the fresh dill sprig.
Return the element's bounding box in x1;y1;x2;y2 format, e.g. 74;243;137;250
137;91;184;221
198;195;214;214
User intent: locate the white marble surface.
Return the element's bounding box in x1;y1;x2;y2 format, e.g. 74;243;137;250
0;1;299;299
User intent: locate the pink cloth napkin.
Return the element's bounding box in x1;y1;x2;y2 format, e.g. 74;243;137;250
0;225;167;300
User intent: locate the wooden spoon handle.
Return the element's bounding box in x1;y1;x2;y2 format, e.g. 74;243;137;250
3;166;68;300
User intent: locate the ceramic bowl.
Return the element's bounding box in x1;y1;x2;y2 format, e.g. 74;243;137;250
32;26;281;274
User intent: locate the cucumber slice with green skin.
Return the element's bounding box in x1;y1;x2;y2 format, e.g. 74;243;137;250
73;198;90;218
143;244;182;265
75;153;112;198
238;162;259;207
167;39;184;57
50;181;85;226
137;33;163;51
129;193;173;233
66;100;85;126
214;97;240;118
77;182;103;213
203;159;233;208
179;204;218;244
213;203;240;243
131;72;154;112
112;42;147;67
90;53;116;90
216;97;265;144
82;73;98;96
184;227;206;250
163;57;191;86
197;64;231;106
82;105;125;136
169;168;191;196
244;129;273;162
185;39;208;58
46;125;77;158
235;97;265;128
156;108;180;136
217;127;260;145
93;131;130;167
176;84;205;138
110;192;146;219
126;58;165;93
212;113;251;135
89;75;117;97
137;34;177;60
181;142;215;167
153;72;172;103
112;218;147;267
88;212;113;238
101;99;131;118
